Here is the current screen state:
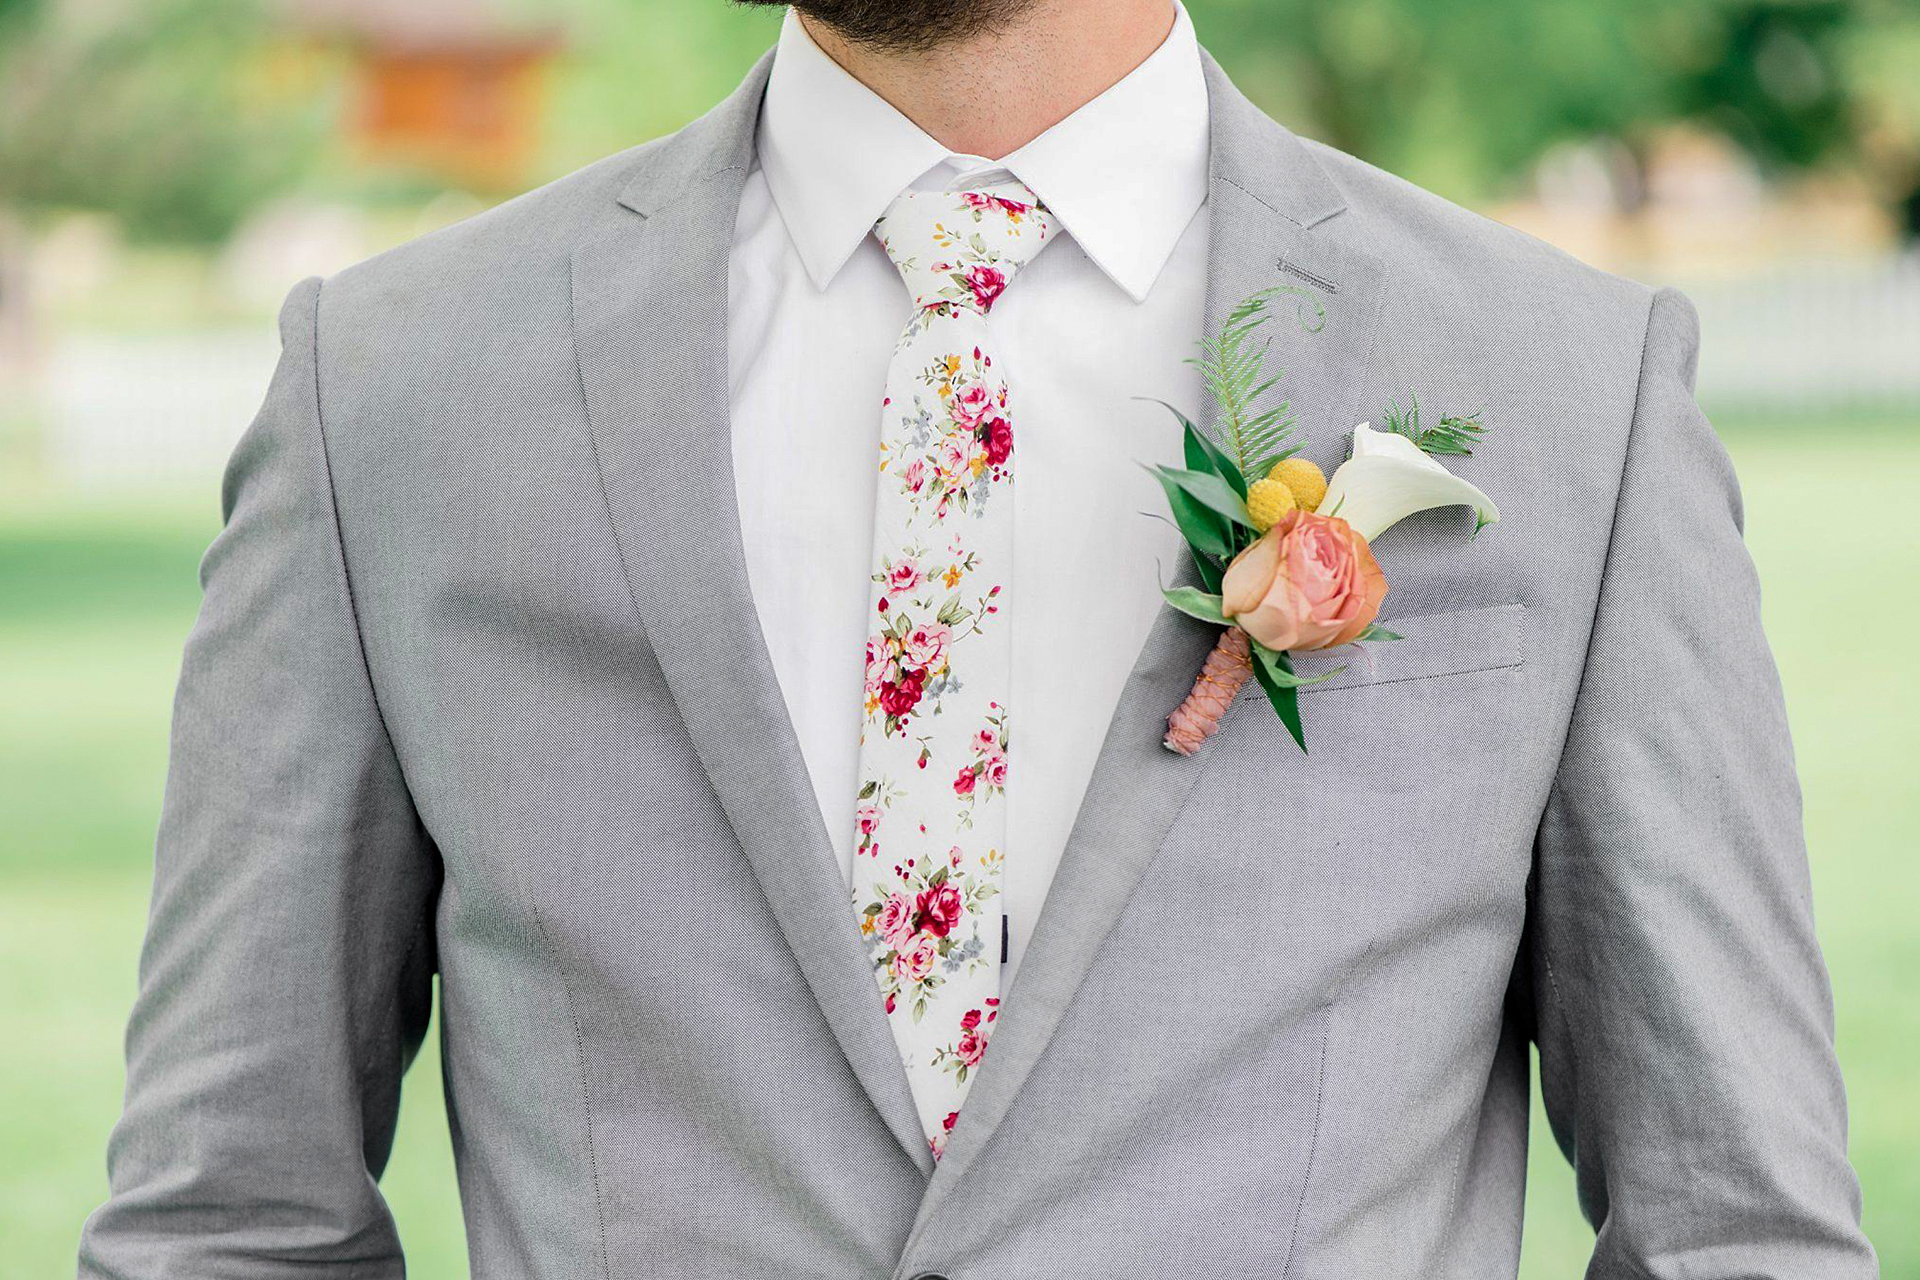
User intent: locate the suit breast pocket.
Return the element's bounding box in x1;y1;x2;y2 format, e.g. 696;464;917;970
1288;602;1527;695
1207;600;1535;828
1190;601;1538;978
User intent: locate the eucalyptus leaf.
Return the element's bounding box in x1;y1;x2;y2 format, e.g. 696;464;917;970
1161;587;1228;625
1252;642;1344;689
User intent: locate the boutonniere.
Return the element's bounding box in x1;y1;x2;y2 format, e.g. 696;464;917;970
1150;288;1501;755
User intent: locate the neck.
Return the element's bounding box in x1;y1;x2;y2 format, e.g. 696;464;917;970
800;0;1178;160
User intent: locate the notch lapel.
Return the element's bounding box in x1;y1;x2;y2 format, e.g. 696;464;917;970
569;55;935;1178
901;54;1389;1238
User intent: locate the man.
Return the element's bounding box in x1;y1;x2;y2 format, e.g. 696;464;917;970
82;0;1876;1276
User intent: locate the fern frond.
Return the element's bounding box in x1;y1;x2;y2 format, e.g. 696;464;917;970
1380;395;1420;444
1186;286;1322;484
1420;411;1486;456
1380;395;1488;457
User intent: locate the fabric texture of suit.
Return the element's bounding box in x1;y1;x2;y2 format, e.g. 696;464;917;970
81;49;1875;1280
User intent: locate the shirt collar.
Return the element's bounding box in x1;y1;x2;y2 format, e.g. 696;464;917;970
756;4;1210;303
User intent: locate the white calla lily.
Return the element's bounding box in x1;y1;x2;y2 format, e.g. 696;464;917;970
1318;423;1500;543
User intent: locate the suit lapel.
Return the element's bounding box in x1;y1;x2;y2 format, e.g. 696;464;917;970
903;54;1389;1232
569;53;936;1178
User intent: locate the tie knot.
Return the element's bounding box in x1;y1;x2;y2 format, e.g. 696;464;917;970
876;183;1057;315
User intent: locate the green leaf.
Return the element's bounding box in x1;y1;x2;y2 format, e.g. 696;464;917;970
1190;546;1224;594
1161;587;1228;625
1354;623;1403;642
1151;465;1255;531
1174;404;1249;498
1249;644;1308;753
1252;642;1344;689
1151;467;1234;560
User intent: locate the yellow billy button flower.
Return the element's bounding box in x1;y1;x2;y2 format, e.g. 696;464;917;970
1266;457;1328;513
1246;477;1297;532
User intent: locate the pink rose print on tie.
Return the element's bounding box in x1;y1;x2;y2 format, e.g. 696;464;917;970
932;1000;997;1085
864;544;1000;741
855;802;882;853
964;264;1008;311
954;704;1009;819
915;881;965;938
902;622;950;670
894;936;938;984
886;557;923;594
980;408;1013;468
853;776;903;857
905;345;1013;518
951;382;993;426
854;851;1002;1026
959;191;1033;220
878;670;926;723
877;892;916;949
932;1109;960;1160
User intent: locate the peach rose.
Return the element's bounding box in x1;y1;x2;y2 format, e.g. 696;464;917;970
1220;510;1387;652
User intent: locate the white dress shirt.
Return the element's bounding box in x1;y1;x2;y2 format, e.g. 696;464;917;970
729;6;1210;979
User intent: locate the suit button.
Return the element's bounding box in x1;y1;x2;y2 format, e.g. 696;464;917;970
910;1274;951;1280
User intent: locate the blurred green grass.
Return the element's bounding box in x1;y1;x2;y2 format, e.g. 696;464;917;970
3;417;1915;1276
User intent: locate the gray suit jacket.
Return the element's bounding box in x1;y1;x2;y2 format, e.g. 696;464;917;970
81;51;1874;1280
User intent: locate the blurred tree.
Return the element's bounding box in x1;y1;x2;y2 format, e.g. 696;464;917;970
1848;0;1920;240
1193;0;1867;218
1683;1;1854;171
0;0;327;244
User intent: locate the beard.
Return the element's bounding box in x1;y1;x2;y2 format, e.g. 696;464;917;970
735;0;1041;51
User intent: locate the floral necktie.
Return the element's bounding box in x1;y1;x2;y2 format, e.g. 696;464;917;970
850;183;1056;1159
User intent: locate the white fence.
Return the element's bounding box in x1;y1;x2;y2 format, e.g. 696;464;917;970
21;254;1920;493
1677;252;1920;413
38;328;283;491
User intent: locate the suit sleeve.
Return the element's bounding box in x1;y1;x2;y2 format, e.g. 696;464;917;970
79;279;441;1279
1529;287;1876;1278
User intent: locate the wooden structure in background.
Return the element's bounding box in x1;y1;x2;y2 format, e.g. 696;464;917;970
290;0;560;193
